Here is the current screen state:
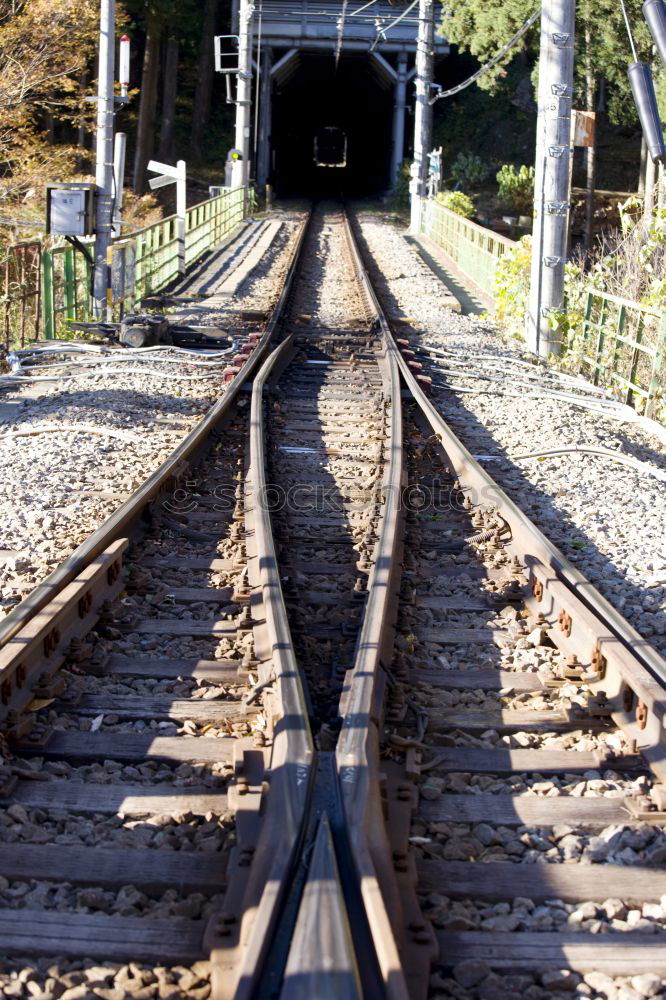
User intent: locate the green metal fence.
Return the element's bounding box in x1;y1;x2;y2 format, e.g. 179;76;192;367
42;186;251;336
42;241;94;339
419;197;516;303
574;288;666;417
185;187;246;268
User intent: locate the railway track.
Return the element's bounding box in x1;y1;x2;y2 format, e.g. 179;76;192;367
0;204;665;999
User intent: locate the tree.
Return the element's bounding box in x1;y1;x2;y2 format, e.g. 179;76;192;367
132;7;162;192
439;0;652;125
190;0;219;159
0;0;100;206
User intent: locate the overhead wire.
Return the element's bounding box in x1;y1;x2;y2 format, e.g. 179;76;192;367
370;0;419;52
430;6;541;104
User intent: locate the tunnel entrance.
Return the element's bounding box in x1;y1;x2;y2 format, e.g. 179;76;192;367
271;52;394;198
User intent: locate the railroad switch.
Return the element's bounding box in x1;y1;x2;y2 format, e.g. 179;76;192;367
69;312;232;350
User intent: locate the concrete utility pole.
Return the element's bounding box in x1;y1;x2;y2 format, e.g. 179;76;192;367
231;0;254;190
93;0;116;317
256;48;273;191
391;52;408;192
526;0;576;356
410;0;433;232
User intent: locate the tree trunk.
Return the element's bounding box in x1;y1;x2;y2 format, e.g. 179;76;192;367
639;135;648;195
190;0;218;158
158;37;179;162
76;69;90;171
643;152;656;224
583;35;597;252
133;14;162;194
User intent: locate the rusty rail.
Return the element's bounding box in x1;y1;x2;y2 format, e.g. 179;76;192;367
0;218;309;651
348;208;666;785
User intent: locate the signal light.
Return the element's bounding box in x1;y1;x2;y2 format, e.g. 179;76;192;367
643;0;666;68
119;35;130;98
628;61;666;162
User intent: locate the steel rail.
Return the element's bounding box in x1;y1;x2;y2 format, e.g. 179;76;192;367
347;209;666;783
0;218;309;651
208;336;316;1000
332;213;414;997
207;206;418;998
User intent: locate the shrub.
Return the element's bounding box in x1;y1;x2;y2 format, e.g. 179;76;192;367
450;152;489;190
436;190;474;218
493;235;586;349
496;164;535;214
493;235;532;339
392;159;411;208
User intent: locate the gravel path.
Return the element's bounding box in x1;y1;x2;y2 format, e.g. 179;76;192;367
355;210;666;657
0;215;302;622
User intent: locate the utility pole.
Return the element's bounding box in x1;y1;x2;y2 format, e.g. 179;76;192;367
391;52;408;192
410;0;433;232
231;0;254;191
526;0;576;356
93;0;116;317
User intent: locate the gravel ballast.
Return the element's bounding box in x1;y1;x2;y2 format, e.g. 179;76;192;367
355;211;666;657
0;216;302;622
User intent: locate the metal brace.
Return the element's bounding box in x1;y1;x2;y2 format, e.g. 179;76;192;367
543;256;566;267
552;32;571;46
548;144;572;158
547;201;570;216
551;83;572;97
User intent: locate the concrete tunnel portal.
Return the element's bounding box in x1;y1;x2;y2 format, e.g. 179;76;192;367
246;1;450;199
271;52;394;198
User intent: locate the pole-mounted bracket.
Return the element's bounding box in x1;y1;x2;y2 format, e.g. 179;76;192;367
548;144;572;158
552;32;571;46
551;83;572;98
546;201;570;215
543;255;567;267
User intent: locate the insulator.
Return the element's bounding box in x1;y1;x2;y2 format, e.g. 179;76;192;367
628;62;666;163
644;0;666;69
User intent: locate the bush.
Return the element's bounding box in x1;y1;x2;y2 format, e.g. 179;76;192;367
450;152;489;190
436;190;474;219
496;164;535;214
493;235;532;339
392;159;411;208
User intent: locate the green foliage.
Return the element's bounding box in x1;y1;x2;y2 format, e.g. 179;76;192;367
391;159;412;209
450;152;489;189
439;0;652;126
436;190;475;218
493;235;531;339
496;164;534;214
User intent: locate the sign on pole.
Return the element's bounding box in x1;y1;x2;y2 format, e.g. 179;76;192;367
147;159;187;274
571;111;596;148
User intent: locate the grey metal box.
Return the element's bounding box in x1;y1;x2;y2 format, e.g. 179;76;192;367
46;184;95;236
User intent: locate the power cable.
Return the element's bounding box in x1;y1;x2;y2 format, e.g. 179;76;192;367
619;0;639;61
336;0;349;64
370;0;419;52
350;0;380;15
430;6;541;104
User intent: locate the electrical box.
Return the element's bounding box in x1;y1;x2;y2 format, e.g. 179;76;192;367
46;183;96;236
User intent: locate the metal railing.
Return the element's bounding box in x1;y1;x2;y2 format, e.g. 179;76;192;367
42;186;251;335
574;288;666;417
418;197;516;303
42;241;93;340
2;241;42;349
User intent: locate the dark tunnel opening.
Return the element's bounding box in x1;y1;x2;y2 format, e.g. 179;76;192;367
271;52;394;198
